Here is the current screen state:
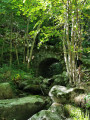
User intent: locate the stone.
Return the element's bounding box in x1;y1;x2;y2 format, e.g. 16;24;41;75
24;84;42;94
0;82;14;99
77;82;90;94
28;103;66;120
85;95;90;109
74;94;90;108
49;85;85;104
0;95;47;120
49;85;74;103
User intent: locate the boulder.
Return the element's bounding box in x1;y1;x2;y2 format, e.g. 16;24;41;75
28;103;69;120
85;95;90;109
74;94;90;108
0;95;47;120
49;85;74;103
0;82;14;99
77;82;90;94
49;85;85;104
49;85;89;109
24;84;42;94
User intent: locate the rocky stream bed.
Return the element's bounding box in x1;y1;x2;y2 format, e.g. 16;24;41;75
0;79;90;120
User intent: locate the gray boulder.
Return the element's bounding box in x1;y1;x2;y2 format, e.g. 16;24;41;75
74;94;90;108
0;82;15;99
0;95;47;120
28;103;66;120
49;85;85;104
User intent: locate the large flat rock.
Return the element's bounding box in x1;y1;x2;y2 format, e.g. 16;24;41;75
0;95;46;120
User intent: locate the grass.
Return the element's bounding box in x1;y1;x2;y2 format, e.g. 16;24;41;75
64;104;90;120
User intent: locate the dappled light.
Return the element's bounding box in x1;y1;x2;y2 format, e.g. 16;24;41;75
0;0;89;120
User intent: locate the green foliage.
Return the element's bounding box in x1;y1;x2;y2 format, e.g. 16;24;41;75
52;71;69;86
12;73;21;81
0;64;34;83
0;0;90;84
85;94;90;109
64;104;90;120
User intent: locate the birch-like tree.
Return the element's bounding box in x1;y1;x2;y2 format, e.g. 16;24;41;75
61;0;86;85
43;0;87;85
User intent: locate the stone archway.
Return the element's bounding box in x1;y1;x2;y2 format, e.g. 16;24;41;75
32;46;63;77
38;58;62;78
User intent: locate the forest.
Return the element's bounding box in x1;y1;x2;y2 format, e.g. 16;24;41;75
0;0;90;120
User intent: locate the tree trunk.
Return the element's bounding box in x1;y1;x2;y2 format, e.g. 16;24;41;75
23;41;26;64
66;0;72;84
10;13;13;67
62;0;83;86
0;40;4;64
26;17;30;69
63;25;70;81
15;44;19;65
27;24;41;69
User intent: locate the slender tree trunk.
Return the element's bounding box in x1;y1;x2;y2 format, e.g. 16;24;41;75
15;44;19;65
27;24;41;69
10;13;13;67
23;41;26;64
63;25;70;81
26;17;30;69
27;36;35;69
15;33;19;65
62;0;85;86
76;1;82;83
71;11;77;85
0;40;4;64
66;0;73;84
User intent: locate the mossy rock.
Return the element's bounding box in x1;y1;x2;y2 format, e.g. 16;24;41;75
24;84;42;94
28;103;65;120
0;95;46;120
49;85;85;104
0;82;15;99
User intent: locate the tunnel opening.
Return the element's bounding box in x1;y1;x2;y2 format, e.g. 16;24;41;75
38;58;63;78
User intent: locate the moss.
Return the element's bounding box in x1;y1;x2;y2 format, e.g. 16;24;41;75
0;83;15;99
0;95;46;120
64;104;89;120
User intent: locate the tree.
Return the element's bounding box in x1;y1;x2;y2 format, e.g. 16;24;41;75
38;0;88;85
0;0;89;82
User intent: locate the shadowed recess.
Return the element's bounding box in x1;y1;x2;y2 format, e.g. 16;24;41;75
38;58;62;78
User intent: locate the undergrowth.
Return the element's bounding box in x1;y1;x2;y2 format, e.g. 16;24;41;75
64;104;90;120
0;64;34;83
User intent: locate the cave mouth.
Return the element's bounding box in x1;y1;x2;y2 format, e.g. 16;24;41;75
38;58;62;78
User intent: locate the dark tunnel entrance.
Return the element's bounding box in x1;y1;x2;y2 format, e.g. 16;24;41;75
38;58;63;78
